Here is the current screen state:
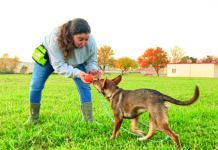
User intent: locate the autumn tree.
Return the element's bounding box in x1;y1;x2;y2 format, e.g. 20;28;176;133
137;47;169;77
97;45;115;72
115;57;138;75
0;53;9;72
0;53;20;73
170;46;185;63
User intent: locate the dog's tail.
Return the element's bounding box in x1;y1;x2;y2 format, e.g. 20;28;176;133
162;85;199;106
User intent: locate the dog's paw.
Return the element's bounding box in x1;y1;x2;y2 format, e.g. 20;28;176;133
138;136;146;141
110;136;115;140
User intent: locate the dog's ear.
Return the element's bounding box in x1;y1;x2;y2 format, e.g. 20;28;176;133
112;75;122;85
102;78;107;89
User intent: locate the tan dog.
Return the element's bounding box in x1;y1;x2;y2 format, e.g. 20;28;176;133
92;75;199;149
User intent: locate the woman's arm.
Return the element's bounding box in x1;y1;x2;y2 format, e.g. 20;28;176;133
44;31;81;78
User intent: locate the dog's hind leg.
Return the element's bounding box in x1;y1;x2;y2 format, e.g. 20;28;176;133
131;116;144;136
111;117;123;139
138;114;157;141
156;109;181;149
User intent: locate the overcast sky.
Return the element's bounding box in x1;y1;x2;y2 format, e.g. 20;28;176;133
0;0;217;62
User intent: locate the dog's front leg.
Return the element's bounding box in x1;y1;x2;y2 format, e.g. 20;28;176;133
111;116;123;139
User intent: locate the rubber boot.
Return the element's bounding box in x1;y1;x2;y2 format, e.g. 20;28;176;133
26;103;41;125
81;102;93;122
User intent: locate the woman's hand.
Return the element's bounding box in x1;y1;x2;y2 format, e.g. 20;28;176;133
79;72;90;83
88;69;102;79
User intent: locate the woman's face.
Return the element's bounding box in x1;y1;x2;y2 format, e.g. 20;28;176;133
72;33;89;48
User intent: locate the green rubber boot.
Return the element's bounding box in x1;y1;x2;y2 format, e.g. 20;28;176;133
81;102;93;122
26;103;41;125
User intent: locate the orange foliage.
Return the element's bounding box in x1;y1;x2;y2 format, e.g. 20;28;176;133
137;47;169;76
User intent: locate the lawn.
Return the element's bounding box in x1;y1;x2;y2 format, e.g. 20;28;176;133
0;73;217;149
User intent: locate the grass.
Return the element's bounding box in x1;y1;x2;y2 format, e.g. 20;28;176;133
0;73;217;150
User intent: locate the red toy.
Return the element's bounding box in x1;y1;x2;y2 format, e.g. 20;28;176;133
84;74;93;83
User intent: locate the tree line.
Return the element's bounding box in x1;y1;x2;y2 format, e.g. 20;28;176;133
0;53;28;73
1;45;217;75
98;45;218;76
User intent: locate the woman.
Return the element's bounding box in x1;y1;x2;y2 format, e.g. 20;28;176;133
27;18;101;124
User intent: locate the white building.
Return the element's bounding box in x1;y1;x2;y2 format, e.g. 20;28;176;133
167;63;218;78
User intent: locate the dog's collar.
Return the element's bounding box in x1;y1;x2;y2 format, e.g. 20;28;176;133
107;89;122;100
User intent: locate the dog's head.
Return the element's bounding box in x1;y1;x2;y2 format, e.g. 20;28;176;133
92;75;122;99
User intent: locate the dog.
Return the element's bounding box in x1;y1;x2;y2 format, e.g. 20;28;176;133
92;75;199;149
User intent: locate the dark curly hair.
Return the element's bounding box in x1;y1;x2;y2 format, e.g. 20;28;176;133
57;18;91;60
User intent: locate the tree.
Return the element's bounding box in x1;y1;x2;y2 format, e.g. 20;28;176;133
0;53;20;73
0;54;8;72
115;57;138;75
170;46;185;63
97;45;115;72
137;47;169;77
20;65;28;74
10;56;20;72
2;53;9;58
200;55;218;63
180;56;197;63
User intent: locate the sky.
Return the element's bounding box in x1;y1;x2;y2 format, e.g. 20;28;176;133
0;0;218;62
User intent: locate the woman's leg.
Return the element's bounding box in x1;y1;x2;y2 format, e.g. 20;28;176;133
28;61;54;124
73;64;93;122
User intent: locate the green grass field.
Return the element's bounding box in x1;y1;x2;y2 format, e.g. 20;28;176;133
0;74;217;150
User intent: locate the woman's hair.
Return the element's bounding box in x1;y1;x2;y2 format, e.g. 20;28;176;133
57;18;91;60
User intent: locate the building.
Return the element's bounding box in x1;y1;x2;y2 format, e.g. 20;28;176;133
167;63;218;78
